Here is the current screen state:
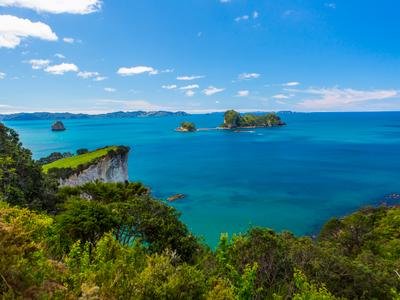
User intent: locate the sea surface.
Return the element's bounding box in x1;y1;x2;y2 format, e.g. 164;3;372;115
5;112;400;246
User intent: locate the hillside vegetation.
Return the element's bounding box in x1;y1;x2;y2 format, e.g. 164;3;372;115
0;122;399;299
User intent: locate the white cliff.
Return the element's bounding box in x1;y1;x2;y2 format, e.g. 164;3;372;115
59;147;129;187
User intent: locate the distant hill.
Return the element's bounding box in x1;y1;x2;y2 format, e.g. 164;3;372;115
0;110;189;121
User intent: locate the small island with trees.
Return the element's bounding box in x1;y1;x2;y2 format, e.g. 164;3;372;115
221;109;286;129
175;121;197;132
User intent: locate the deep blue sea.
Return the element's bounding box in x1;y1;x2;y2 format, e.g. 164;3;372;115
5;112;400;246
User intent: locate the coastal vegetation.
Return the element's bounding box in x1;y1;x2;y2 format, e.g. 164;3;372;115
1;122;400;299
222;109;285;129
38;151;73;165
176;121;197;132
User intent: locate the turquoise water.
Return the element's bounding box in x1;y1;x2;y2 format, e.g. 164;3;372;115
5;112;400;246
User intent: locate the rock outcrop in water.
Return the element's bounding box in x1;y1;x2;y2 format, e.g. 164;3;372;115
175;122;197;132
51;120;66;131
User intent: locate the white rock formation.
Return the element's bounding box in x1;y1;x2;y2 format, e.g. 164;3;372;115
59;149;129;187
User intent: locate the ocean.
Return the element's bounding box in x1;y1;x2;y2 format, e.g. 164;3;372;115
5;112;400;246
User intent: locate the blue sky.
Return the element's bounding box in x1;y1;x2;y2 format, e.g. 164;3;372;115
0;0;400;113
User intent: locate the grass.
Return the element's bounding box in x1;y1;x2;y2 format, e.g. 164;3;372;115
42;146;118;173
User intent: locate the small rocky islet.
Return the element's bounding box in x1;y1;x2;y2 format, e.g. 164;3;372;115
51;120;66;131
175;121;197;132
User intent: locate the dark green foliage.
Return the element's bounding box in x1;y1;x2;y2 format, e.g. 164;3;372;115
57;182;199;262
223;110;241;128
37;151;73;165
58;181;150;203
221;110;285;128
1;201;400;299
311;206;400;299
56;198;118;246
76;148;89;155
0;123;59;211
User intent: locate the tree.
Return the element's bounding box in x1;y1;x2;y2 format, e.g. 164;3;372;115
223;110;241;128
0;123;58;211
76;148;89;155
58;182;199;262
56;198;118;247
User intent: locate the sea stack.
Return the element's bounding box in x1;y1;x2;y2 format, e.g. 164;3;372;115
51;120;66;131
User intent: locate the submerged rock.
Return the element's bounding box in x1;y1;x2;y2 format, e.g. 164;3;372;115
167;194;186;202
51;120;66;131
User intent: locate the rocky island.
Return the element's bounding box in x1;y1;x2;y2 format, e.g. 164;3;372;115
221;109;286;129
176;121;197;132
51;120;66;131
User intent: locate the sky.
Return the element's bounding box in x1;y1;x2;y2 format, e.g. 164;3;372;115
1;0;400;114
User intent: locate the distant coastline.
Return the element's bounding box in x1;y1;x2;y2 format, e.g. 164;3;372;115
0;110;189;121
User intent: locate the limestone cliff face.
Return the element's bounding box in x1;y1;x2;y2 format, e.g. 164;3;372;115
59;149;129;187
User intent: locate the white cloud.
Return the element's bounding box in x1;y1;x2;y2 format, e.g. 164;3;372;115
63;37;75;43
28;59;50;69
220;0;230;3
185;90;195;97
161;69;174;73
180;84;199;90
176;75;204;81
94;76;107;81
297;88;399;111
54;53;65;59
162;84;177;90
77;71;99;79
0;15;57;48
203;86;225;96
283;81;300;87
0;72;5;79
273;94;290;99
0;0;102;14
44;63;78;75
104;87;116;93
236;11;258;22
237;90;249;97
239;72;260;80
235;15;249;22
325;3;336;9
117;66;158;76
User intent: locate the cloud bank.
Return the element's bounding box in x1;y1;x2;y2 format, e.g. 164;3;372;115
0;0;102;14
0;15;57;48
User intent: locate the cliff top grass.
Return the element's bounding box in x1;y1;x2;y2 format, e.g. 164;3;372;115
42;146;118;173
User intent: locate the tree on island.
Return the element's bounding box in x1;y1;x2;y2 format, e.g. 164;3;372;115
177;121;197;132
222;109;285;128
223;110;241;128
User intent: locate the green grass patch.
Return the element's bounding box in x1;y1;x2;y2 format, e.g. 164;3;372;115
42;146;118;173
